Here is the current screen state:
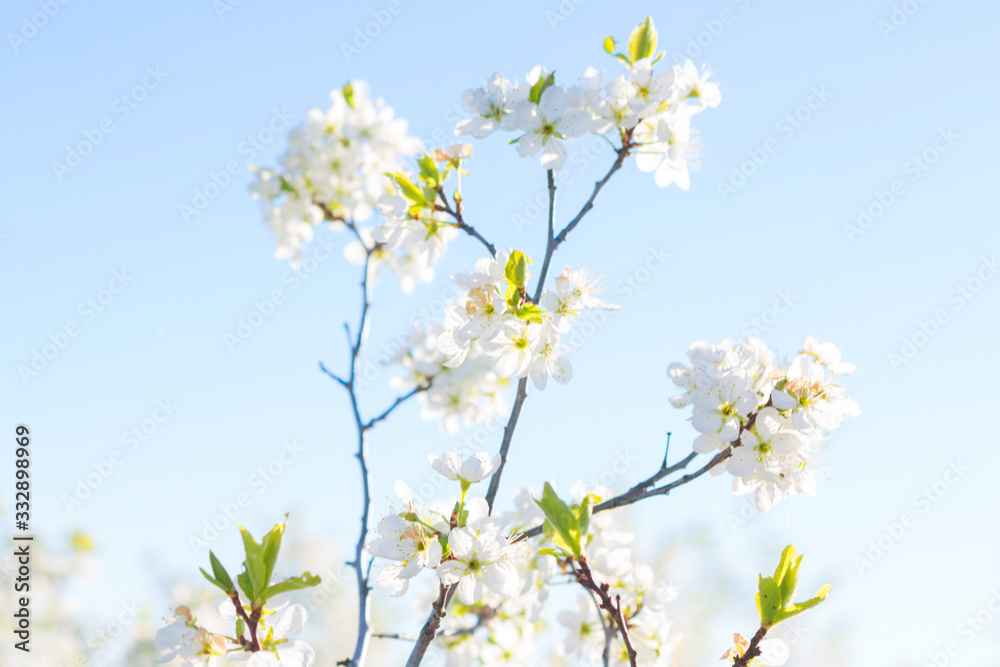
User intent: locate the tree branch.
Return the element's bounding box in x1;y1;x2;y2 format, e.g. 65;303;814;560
531;169;558;303
483;377;529;512
437;188;496;257
405;584;455;667
408;141;634;667
517;447;729;541
573;557;638;667
733;626;769;666
315;209;431;667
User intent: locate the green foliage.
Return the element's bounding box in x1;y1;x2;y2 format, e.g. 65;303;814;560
528;71;556;105
199;519;320;610
200;550;236;596
533;483;600;559
755;545;831;628
628;16;658;63
260;572;322;603
387;171;428;207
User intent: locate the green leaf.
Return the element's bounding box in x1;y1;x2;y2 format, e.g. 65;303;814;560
387;172;427;206
515;303;545;324
237;569;255;602
534;482;581;558
260;572;322;603
418;155;440;188
260;520;286;590
628;16;658;63
504;250;532;288
756;575;782;628
535;547;561;557
240;527;266;601
528;72;556;105
774;585;832;625
773;545;802;607
343;82;356;109
603;36;616;54
577;494;596;539
208;551;235;594
200;567;229;594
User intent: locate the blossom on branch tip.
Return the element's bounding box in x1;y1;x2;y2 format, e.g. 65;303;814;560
429;451;501;484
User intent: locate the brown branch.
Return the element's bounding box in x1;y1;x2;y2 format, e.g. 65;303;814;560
733;627;769;666
436;188;495;257
573;558;638;667
229;593;260;652
405;584;455;667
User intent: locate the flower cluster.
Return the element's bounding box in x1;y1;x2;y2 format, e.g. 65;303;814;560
249;81;424;275
367;451;530;604
155;521;321;666
454;17;719;187
390;250;618;433
426;480;681;666
668;335;859;511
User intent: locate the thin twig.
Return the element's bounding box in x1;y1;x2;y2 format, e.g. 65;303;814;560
516;448;717;541
483;377;529;512
531;169;558;302
364;380;433;431
583;586;613;667
315;205;432;667
733;626;769;666
405;584;455;667
229;594;261;652
371;632;418;642
437;188;496;257
573;558;638;667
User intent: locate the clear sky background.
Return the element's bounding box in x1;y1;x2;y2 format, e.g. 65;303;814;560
3;0;1000;664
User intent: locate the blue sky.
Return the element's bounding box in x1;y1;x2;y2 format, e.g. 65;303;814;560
3;0;1000;664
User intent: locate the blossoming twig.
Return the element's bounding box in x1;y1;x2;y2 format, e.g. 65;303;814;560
484;148;630;513
317;225;435;667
